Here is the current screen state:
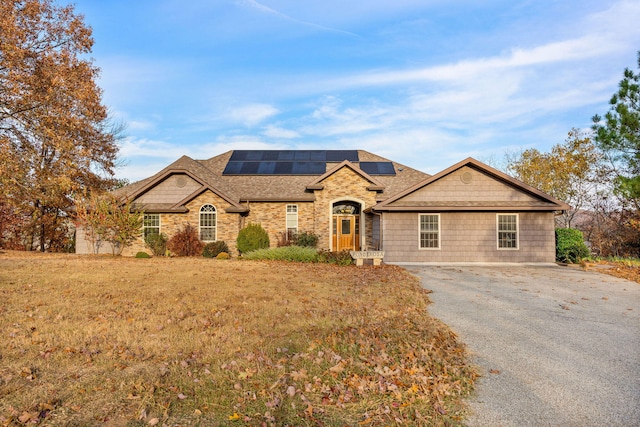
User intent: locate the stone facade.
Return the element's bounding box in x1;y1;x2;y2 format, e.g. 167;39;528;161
312;167;380;250
242;201;315;249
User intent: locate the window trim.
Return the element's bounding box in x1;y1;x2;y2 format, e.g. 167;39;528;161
497;213;519;250
143;213;160;239
199;204;217;242
286;204;298;234
418;213;441;250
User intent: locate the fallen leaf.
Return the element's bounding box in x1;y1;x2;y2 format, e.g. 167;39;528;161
489;369;501;374
148;418;159;426
304;404;313;417
286;385;296;397
329;363;344;374
19;412;36;423
228;412;241;420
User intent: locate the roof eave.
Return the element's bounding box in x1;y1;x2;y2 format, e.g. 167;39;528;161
372;205;567;212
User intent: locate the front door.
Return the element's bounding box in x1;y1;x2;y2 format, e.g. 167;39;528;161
333;215;360;251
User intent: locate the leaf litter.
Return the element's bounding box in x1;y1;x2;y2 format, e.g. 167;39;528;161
0;252;477;425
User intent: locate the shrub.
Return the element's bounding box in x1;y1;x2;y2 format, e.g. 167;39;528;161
556;228;590;263
145;233;167;256
276;230;318;248
242;246;319;262
276;231;295;247
317;250;353;266
167;224;204;257
296;231;319;248
203;241;230;258
135;251;151;258
236;223;270;254
216;252;230;260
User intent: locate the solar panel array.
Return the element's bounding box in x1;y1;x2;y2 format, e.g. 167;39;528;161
229;150;359;162
359;161;396;176
222;150;396;176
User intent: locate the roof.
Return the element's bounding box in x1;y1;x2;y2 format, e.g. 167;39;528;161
116;150;431;210
372;157;570;212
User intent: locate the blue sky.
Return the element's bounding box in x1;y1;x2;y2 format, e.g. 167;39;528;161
72;0;640;182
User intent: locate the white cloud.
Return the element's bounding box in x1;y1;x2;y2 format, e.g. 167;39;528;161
118;137;186;160
224;103;279;127
128;120;155;131
262;125;300;139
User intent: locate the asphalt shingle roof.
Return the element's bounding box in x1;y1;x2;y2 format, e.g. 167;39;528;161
119;150;431;205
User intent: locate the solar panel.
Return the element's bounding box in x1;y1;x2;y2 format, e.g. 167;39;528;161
359;162;396;175
223;150;361;175
222;161;243;174
257;161;276;174
292;162;326;174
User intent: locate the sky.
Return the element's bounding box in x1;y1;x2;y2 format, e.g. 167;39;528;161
70;0;640;182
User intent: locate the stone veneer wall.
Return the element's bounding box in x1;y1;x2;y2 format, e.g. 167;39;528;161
312;167;379;250
241;201;315;250
121;190;242;256
78;169;384;256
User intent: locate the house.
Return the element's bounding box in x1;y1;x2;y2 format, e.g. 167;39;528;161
75;150;569;263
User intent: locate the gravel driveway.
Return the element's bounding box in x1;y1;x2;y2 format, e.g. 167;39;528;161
405;265;640;427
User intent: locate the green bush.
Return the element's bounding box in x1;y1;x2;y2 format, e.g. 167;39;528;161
135;251;151;258
167;224;204;257
242;246;319;262
145;232;167;256
556;228;590;263
295;231;319;248
236;223;270;254
317;250;353;266
202;241;230;258
216;252;230;260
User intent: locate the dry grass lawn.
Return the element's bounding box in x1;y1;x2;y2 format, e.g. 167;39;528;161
0;252;476;426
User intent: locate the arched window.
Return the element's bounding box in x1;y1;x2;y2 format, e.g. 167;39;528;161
199;204;216;241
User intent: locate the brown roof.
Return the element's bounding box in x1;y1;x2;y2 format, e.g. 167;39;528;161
118;150;431;207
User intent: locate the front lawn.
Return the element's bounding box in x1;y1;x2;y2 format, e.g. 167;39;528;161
0;252;477;426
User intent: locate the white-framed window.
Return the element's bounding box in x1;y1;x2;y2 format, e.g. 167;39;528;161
200;204;217;241
419;213;440;249
497;214;518;249
286;204;298;234
143;213;160;239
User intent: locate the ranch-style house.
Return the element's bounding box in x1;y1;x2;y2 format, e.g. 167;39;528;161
75;149;569;263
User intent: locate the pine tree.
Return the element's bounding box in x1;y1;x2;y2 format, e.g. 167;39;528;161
592;51;640;208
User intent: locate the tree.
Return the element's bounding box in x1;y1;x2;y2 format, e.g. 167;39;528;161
75;193;142;255
506;129;604;228
0;197;28;249
592;51;640;208
0;0;120;252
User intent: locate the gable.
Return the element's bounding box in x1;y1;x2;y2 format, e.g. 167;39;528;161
135;174;201;204
306;160;385;191
396;166;539;204
375;159;570;212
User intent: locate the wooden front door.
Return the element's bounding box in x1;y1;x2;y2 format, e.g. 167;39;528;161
333;215;360;251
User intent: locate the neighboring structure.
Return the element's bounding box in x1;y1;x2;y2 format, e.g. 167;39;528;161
75;150;569;263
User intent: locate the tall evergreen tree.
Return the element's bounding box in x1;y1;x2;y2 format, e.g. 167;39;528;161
592;51;640;208
0;0;120;251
